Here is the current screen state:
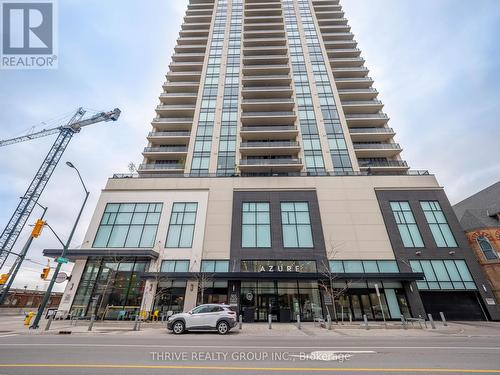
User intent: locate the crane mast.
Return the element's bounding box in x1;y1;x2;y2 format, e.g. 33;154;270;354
0;107;121;268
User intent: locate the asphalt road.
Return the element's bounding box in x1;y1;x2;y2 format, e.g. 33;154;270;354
0;331;499;374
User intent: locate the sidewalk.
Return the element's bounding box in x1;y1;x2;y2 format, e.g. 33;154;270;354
2;314;500;337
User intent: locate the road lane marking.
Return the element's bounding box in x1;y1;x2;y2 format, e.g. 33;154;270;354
0;343;496;351
0;364;499;373
0;334;17;338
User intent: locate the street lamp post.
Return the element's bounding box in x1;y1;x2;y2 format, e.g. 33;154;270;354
30;162;89;329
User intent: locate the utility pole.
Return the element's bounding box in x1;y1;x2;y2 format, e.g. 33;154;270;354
30;162;89;329
0;205;47;305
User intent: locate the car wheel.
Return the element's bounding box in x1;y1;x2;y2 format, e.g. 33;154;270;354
217;321;229;335
172;321;185;334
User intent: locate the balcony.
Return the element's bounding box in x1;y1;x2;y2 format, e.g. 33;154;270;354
243;55;289;65
357;160;409;173
155;104;196;117
244;8;282;17
142;146;189;158
169;61;203;72
337;88;378;101
138;163;185;173
241;111;296;125
151;117;193;131
245;16;284;24
341;100;383;114
327;48;361;58
241;98;294;111
325;40;358;49
159;92;198;104
244;22;285;31
244;45;288;56
349;127;395;142
147;131;191;145
242;74;292;86
165;71;202;81
319;32;353;41
239;126;299;140
345;113;389;127
243;64;290;75
174;44;207;53
171;52;206;62
244;30;285;39
162;81;200;91
241;85;293;99
329;57;365;68
353;143;402;158
334;76;374;89
332;66;369;79
239;141;301;155
244;37;286;47
239;158;303;172
177;36;208;45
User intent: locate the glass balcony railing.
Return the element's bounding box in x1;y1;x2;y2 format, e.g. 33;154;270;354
148;131;191;137
138;163;185;170
349;128;394;134
143;146;188;153
240;126;297;132
240;141;299;148
358;160;408;168
353;143;401;149
240;158;302;165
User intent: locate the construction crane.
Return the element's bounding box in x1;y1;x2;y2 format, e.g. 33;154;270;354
0;107;121;268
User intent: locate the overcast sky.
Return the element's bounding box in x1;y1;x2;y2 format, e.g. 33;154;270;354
0;0;499;291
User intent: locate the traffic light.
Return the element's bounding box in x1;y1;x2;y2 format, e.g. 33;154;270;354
31;219;45;238
0;274;8;285
41;267;50;280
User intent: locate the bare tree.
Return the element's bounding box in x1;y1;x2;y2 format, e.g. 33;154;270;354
318;243;353;323
193;272;214;305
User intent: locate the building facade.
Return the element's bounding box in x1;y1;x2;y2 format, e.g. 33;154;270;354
45;0;499;321
454;182;500;303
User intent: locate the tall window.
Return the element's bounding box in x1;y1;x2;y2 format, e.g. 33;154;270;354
201;260;230;272
166;203;198;248
93;203;162;248
410;259;476;290
281;202;313;248
241;202;271;248
477;236;497;260
389;201;424;248
420;201;458;247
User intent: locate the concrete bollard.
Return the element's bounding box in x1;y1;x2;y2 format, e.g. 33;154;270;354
239;314;243;330
44;314;54;331
327;314;332;330
363;314;369;330
133;315;140;331
428;313;436;329
297;314;301;330
439;312;448;327
88;314;95;331
268;314;272;330
349;313;352;325
401;315;407;330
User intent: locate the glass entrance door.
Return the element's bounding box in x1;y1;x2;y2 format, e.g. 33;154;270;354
257;294;278;321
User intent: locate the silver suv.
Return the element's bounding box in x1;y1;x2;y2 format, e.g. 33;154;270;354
166;304;237;335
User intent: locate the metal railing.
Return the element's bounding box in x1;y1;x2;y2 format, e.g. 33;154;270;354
114;168;430;179
242;98;294;103
338;88;377;93
159;93;197;97
358;160;408;168
241;86;292;91
335;77;373;82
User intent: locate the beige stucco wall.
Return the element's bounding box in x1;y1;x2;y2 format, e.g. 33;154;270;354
94;174;440;261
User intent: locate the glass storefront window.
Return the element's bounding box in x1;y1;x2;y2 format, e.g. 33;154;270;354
410;259;476;290
70;258;147;320
240;260;317;273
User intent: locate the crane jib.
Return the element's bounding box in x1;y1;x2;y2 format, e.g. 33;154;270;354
0;107;121;267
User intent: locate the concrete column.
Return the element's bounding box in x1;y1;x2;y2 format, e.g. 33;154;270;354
184;280;198;311
404;281;426;318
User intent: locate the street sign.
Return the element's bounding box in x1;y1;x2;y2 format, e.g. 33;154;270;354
55;271;68;283
56;256;69;264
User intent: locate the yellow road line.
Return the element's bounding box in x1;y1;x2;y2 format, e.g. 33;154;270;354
0;364;499;373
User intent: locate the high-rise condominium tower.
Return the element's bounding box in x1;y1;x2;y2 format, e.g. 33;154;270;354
47;0;499;322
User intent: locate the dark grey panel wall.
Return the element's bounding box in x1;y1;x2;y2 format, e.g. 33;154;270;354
230;190;328;271
376;189;500;320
